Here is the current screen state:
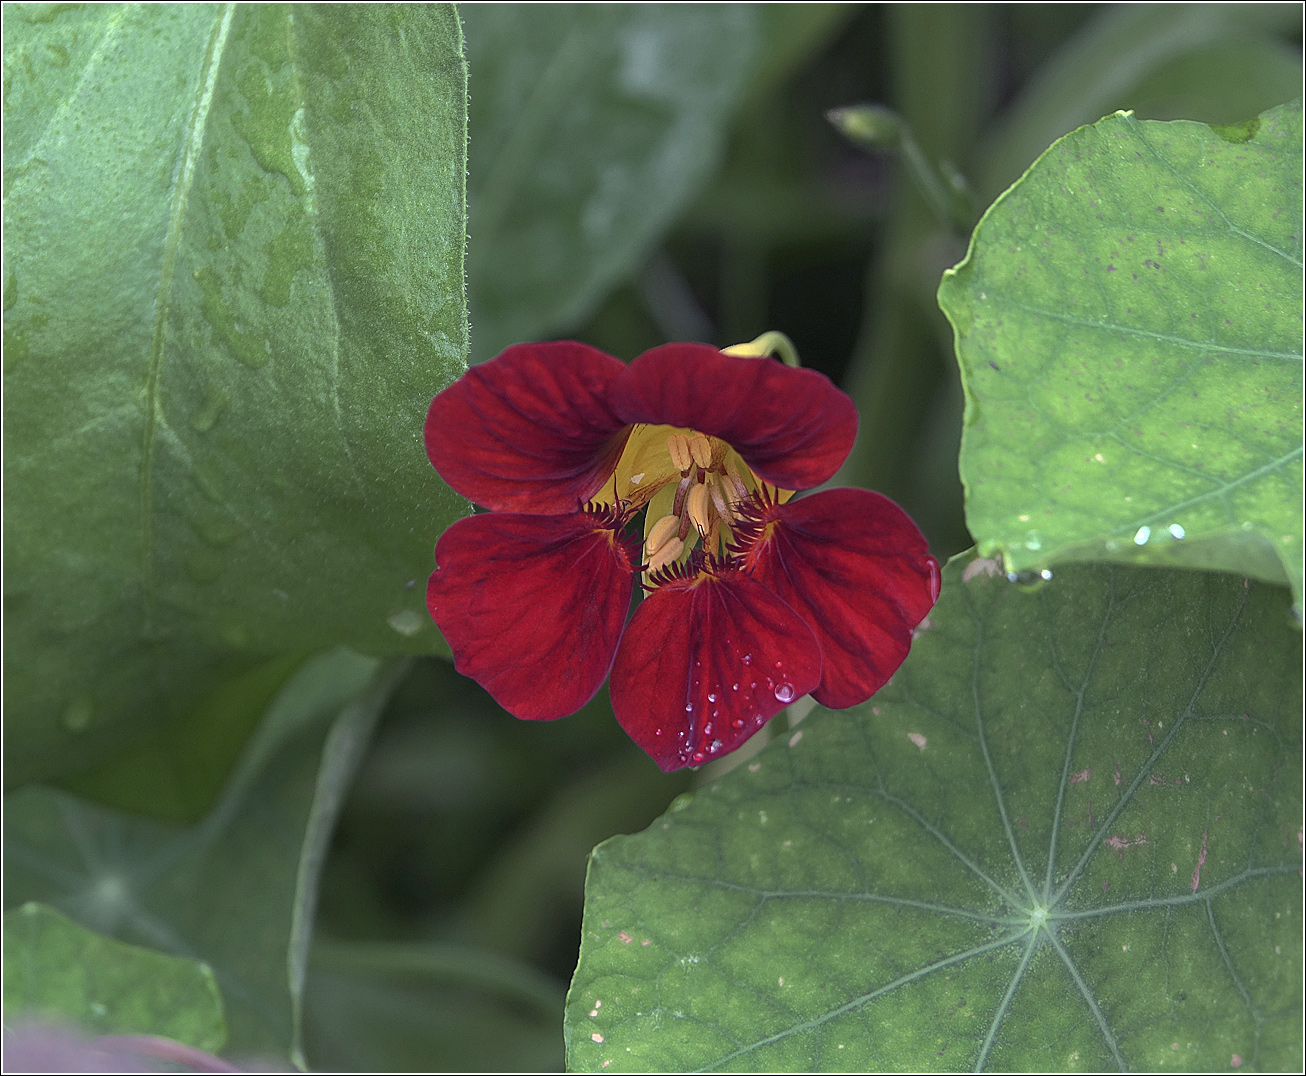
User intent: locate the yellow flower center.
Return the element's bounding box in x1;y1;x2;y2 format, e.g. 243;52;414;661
594;423;791;575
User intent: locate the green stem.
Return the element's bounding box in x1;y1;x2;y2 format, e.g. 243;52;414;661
833;4;989;559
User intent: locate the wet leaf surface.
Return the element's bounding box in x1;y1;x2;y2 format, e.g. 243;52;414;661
3;4;468;784
566;558;1301;1071
940;103;1303;609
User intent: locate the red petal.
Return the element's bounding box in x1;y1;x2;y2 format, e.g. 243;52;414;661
427;509;636;720
425;342;631;512
739;488;938;709
610;343;857;491
609;563;822;772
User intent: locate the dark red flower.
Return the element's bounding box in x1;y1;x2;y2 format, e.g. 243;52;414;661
425;340;939;771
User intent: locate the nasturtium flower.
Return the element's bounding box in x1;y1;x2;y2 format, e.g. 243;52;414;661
425;339;939;771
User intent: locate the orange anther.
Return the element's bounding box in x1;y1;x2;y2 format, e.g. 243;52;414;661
688;433;713;470
666;433;693;472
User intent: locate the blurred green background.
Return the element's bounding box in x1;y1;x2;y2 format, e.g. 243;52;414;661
307;4;1302;1070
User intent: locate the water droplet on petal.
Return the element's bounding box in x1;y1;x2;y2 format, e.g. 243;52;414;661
774;683;795;703
703;723;713;737
926;556;941;602
707;692;716;702
1134;525;1151;545
710;739;723;751
732;719;744;729
732;683;739;691
685;703;693;712
742;654;751;665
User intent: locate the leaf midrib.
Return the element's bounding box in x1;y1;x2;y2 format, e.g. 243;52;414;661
139;3;235;632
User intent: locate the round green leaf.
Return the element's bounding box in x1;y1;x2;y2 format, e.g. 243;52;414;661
4;902;226;1052
565;559;1302;1071
2;4;469;783
939;103;1303;609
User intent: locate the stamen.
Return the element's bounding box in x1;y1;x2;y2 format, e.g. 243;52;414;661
708;480;731;522
688;432;713;470
666;433;693;472
723;455;751;500
645;513;680;559
647;535;685;572
686;483;713;535
671;473;694;518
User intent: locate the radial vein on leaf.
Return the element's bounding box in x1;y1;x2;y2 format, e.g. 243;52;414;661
1113;445;1304;534
974;929;1038;1072
139;2;235;629
1043;573;1116;900
624;867;1021;925
1207;897;1266;1064
692;931;1026;1073
980;298;1302;362
969;590;1039;904
1126;113;1305;271
1052;865;1299;919
1046;925;1126;1071
1051;578;1248;905
874;784;1026;910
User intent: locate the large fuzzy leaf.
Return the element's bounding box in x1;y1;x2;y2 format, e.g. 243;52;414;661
3;3;469;784
565;558;1301;1071
939;103;1303;609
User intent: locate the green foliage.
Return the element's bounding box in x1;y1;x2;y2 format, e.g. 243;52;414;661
3;902;226;1052
462;3;759;362
2;650;405;1064
977;4;1304;199
2;3;470;786
303;940;565;1072
565;559;1302;1071
3;6;1301;1073
939;103;1303;606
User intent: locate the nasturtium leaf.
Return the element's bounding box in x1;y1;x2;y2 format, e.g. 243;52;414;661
3;902;226;1052
565;558;1302;1072
939;103;1303;609
2;4;469;785
3;649;406;1064
54;652;307;825
462;3;759;362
